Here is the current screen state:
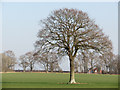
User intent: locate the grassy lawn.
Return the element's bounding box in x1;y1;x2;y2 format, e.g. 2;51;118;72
1;72;118;88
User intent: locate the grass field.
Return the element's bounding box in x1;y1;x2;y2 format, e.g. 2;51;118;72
1;72;118;88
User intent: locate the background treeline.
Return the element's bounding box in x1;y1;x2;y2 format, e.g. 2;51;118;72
0;50;119;74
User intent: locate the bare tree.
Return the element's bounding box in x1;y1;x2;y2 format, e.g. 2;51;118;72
19;54;29;72
87;51;101;72
2;50;16;72
81;50;89;73
48;52;62;72
74;50;89;73
19;51;36;72
35;8;112;83
34;44;50;72
98;52;114;73
107;54;119;74
39;53;49;72
34;45;62;72
2;53;10;72
74;53;83;72
25;51;36;71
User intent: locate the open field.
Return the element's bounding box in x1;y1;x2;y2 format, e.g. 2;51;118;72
1;72;119;88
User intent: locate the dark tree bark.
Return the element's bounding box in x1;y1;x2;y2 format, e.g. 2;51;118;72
30;64;33;72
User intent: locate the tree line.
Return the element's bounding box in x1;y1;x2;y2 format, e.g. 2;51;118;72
1;49;119;74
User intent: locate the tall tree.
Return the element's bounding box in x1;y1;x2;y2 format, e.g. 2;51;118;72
36;8;112;83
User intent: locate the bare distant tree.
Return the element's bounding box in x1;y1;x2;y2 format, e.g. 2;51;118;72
35;8;112;83
19;51;36;72
48;52;62;72
98;52;114;73
2;53;10;72
87;51;101;71
107;54;119;74
74;50;89;73
81;50;89;73
19;55;29;72
34;45;61;72
2;50;16;72
34;44;50;72
88;52;97;69
4;50;16;70
75;51;115;74
25;51;36;71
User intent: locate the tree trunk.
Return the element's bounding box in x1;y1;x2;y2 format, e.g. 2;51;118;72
50;63;53;72
30;66;33;72
84;65;88;73
46;63;48;73
69;56;76;84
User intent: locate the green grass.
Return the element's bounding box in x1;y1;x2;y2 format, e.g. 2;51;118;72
1;72;118;88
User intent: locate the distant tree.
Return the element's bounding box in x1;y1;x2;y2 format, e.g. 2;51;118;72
19;54;29;72
75;51;115;74
35;8;112;83
87;51;101;71
99;52;114;73
34;45;61;72
48;52;62;72
74;53;83;72
19;51;36;72
2;53;10;72
25;51;36;71
81;50;89;73
107;54;119;74
75;50;98;73
2;50;16;72
75;50;89;73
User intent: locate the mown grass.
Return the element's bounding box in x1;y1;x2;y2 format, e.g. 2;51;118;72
1;72;118;88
